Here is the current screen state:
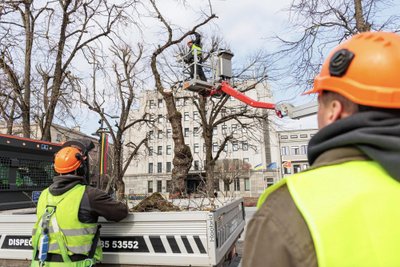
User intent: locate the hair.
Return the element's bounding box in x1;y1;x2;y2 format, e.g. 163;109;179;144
320;90;400;114
319;91;359;114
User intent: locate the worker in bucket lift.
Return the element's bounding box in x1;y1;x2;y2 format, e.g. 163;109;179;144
185;32;207;81
31;139;128;267
243;31;400;267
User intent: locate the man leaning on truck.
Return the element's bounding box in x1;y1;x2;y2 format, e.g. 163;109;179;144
31;139;128;267
243;31;400;267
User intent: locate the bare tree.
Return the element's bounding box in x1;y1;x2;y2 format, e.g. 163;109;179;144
81;44;150;201
192;51;271;196
0;73;20;134
214;158;251;197
0;0;136;140
148;0;217;196
273;0;400;92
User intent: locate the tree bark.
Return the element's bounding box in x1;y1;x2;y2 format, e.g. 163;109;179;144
354;0;371;32
21;0;33;138
164;92;192;195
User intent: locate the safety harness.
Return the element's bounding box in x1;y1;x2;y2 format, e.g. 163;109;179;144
31;186;101;267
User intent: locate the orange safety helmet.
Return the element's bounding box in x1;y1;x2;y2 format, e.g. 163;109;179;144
304;31;400;108
54;146;83;174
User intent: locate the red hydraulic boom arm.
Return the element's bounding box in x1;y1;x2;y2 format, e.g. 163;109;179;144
210;81;275;109
207;81;317;119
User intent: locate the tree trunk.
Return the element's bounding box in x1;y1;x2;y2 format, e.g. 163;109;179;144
354;0;371;32
164;93;192;195
203;127;216;197
22;1;33;138
111;141;126;201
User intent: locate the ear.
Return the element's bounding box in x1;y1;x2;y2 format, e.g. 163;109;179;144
325;100;344;124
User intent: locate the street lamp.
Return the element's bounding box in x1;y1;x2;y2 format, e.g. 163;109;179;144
92;108;119;189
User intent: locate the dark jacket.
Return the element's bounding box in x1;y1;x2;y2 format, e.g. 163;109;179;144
49;175;128;223
242;110;400;267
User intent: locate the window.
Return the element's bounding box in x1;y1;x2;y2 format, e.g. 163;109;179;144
213;143;219;152
243;158;249;163
234;178;240;191
158;115;163;123
203;144;207;153
232;141;239;151
167;129;172;138
293;164;301;174
291;146;300;155
244;178;250;191
193;127;199;137
157;162;162;173
214;180;220;191
193;111;199;120
224;182;230;191
149;130;154;140
301;145;307;155
283;167;292;174
302;164;309;170
222;124;227;134
213;126;218;135
184;127;190;137
158;130;163;139
184;97;190;105
166;180;172;192
148;180;153;193
242;141;248;151
300;134;308;138
157;146;162;155
148;146;153;156
157;180;162;192
266;177;274;187
281;146;289;156
184;112;189;121
148;163;153;174
280;135;288;139
166;162;172;172
158;99;163;108
194;160;200;171
194;143;199;153
310;134;315;137
176;98;183;106
231;124;237;132
166;145;172;155
290;135;298;139
56;134;62;142
223;143;228;152
148;100;156;108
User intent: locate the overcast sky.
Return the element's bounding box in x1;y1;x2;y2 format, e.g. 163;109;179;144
81;0;399;135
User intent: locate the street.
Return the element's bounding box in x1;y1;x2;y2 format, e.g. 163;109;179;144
230;206;257;267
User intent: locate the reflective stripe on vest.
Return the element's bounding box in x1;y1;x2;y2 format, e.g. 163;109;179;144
32;184;102;261
191;44;202;56
33;226;98;236
258;161;400;267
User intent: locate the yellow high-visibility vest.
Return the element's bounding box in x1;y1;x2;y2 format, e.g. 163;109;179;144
32;184;102;266
258;161;400;267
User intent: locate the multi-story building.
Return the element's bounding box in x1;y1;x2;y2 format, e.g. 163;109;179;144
124;83;281;197
277;129;318;178
0;122;97;144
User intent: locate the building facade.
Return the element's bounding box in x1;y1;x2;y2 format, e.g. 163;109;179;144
124;82;282;197
277;129;318;178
